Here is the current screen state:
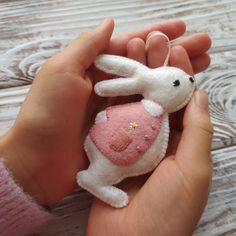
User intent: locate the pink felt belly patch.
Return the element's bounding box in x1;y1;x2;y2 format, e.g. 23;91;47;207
89;102;163;166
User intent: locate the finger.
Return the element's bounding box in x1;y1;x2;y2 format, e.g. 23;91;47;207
173;33;211;58
146;31;169;68
127;38;146;64
169;45;194;75
59;17;114;73
176;90;213;176
108;19;186;55
123;37;146;104
191;53;211;74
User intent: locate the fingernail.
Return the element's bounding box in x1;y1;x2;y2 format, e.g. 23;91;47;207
194;90;209;111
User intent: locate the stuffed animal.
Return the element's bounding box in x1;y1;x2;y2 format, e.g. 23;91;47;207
77;33;196;208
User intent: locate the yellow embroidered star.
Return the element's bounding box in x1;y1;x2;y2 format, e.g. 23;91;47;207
129;122;138;129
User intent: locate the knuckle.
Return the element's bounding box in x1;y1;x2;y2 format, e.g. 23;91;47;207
77;30;93;44
204;117;214;135
193;116;214;138
201;123;214;139
192;159;213;187
41;56;61;72
79;29;89;37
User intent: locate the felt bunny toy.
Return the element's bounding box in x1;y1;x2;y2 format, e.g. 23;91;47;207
77;33;196;208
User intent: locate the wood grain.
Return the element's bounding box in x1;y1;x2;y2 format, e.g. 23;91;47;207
0;0;236;235
195;146;236;236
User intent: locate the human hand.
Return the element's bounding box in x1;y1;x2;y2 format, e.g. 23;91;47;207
0;18;211;207
86;34;213;236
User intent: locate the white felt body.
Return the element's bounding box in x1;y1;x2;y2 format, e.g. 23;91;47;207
77;54;196;208
77;112;169;208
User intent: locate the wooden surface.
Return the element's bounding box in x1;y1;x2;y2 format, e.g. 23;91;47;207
0;0;236;235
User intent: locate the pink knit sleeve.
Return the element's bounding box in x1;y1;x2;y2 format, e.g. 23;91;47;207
0;159;54;236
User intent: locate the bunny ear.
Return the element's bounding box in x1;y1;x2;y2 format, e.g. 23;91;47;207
95;77;142;97
94;54;146;77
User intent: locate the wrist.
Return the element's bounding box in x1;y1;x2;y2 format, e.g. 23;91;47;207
0;130;46;205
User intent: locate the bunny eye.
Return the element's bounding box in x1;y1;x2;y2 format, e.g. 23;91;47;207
189;77;194;83
173;80;180;87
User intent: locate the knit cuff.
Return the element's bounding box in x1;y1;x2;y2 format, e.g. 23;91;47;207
0;159;53;236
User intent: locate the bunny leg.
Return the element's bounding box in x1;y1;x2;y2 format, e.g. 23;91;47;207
98;185;128;208
77;169;128;208
82;136;129;207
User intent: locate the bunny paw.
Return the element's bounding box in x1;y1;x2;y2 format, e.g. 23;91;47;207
100;186;129;208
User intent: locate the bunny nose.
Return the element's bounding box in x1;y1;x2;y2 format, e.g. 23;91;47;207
189;77;194;83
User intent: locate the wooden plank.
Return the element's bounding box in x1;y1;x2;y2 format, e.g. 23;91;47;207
195;145;236;236
197;53;236;149
0;0;236;235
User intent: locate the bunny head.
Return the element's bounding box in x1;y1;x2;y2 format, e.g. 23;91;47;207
94;54;196;113
142;66;195;112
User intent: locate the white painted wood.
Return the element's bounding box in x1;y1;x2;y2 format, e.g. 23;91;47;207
0;0;236;235
195;145;236;236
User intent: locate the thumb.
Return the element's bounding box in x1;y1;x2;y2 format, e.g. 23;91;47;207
61;17;114;73
176;90;213;179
